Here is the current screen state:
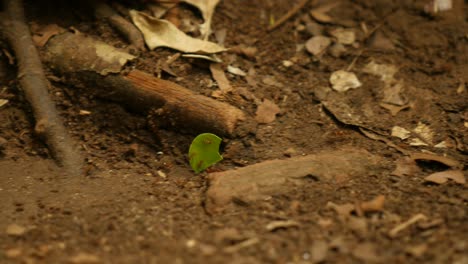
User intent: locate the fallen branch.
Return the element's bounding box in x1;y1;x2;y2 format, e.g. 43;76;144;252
44;31;251;137
0;0;83;176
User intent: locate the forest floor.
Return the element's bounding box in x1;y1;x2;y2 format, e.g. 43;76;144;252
0;0;467;263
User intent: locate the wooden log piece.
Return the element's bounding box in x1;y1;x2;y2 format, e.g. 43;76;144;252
44;31;251;136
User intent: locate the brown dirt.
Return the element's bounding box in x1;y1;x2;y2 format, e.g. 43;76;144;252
0;0;467;263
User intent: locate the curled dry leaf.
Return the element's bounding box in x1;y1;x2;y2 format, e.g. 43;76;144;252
129;10;225;54
305;36;331;56
410;152;461;168
330;70;362;92
182;0;220;38
424;170;465;184
227;65;247;76
255;99;280;124
32;24;65;47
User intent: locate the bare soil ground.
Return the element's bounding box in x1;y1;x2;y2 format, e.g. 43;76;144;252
0;0;467;263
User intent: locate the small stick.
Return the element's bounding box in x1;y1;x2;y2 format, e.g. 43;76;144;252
388;213;427;238
268;0;311;32
0;0;83;176
92;0;145;50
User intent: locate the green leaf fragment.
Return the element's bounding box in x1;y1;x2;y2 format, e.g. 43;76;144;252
188;133;223;173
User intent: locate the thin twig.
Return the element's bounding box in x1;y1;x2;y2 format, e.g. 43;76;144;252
0;0;83;176
268;0;311;32
92;0;145;50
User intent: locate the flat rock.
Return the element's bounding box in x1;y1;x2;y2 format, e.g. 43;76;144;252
206;148;381;212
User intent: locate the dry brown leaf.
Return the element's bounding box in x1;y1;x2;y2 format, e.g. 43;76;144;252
209;63;232;94
391;157;421;177
32;24;65;47
255;99;280;124
424;170;465;184
360;195;385;213
129;10;225;53
379;103;410;116
182;0;220;38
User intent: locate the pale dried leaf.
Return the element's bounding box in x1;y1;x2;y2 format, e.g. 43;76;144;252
391;126;411;140
255;99;280;124
409;138;429;146
182;54;222;62
182;0;220;38
412;122;433;145
424;170;465;184
0;99;8;108
330;70;361;92
130;10;225;53
305;36;331;56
